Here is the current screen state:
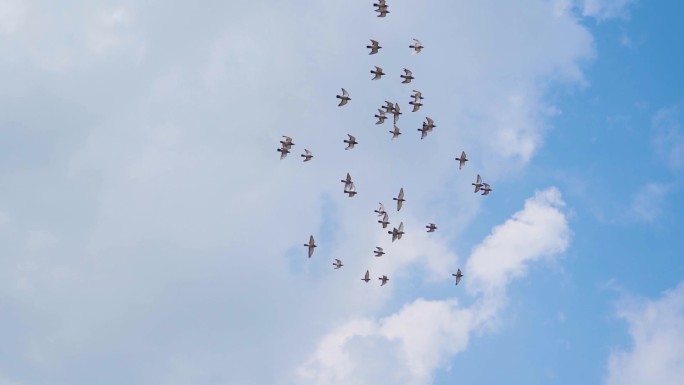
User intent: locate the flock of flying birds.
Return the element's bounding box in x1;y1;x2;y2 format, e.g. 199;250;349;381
278;1;494;287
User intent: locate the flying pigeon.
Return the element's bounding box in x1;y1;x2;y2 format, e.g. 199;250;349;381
426;223;437;232
418;125;429;140
374;247;385;257
393;187;405;211
277;146;290;160
456;151;468;169
401;68;414;84
452;268;463;285
280;136;294;149
472;174;483;193
345;181;357;197
379;275;389;286
374;202;386;216
390;125;401;140
423;117;436;131
410;38;423;55
375;6;389;17
362;270;371;283
301;149;313;162
481;183;492;196
374;109;387;124
371;66;385;80
333;259;343;269
383;100;395;113
412;90;424;100
337;88;351;106
393;103;402;124
388;221;404;242
367;39;381;55
378;212;389;228
304;235;317;258
341;172;353;189
409;99;423;112
344;134;358;150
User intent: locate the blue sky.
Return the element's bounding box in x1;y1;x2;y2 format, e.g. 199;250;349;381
1;1;683;384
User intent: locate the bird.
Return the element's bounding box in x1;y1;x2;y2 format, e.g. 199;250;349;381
304;235;317;258
374;109;387;124
371;66;385;80
337;88;351;106
452;268;463;285
374;247;385;257
345;181;357;197
390;125;401;140
378;212;389;228
393;187;405;211
374;202;386;216
423;117;436;131
481;183;492;196
388;221;404;242
301;149;313;162
411;90;424;100
409;99;423;112
367;39;381;55
472;174;483;193
401;68;414;84
379;275;389;286
362;270;371;283
418;125;430;140
277;147;290;160
456;151;468;169
383;101;395;113
426;223;437;232
333;259;343;269
374;4;389;17
410;38;423;55
344;134;358;150
280;136;294;149
393;103;402;124
341;173;353;189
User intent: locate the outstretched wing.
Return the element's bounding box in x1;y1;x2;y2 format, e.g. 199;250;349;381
398;188;404;199
398;221;404;232
341;88;348;97
476;174;482;184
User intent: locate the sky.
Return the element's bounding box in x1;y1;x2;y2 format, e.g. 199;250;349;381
0;0;683;384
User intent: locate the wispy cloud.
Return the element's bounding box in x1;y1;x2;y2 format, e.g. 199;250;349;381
605;282;684;385
652;104;684;172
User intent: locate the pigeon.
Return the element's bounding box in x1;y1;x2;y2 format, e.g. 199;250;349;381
374;109;387;124
456;151;468;169
418;125;430;140
426;223;437;232
383;101;395;113
388;221;404;242
401;68;414;84
345;181;357;197
344;134;358;150
374;247;385;257
472;174;483;193
374;202;386;216
423;117;436;131
410;38;423;55
393;103;402;124
304;235;317;258
333;259;343;269
301;149;313;162
390;125;402;140
452;268;463;285
367;39;381;55
277;146;290;160
409;99;423;112
379;275;389;286
375;6;389;17
362;270;371;283
371;66;385;80
481;183;492;196
337;88;351;106
280;135;294;149
378;212;390;228
393;187;405;211
412;90;424;100
341;173;353;189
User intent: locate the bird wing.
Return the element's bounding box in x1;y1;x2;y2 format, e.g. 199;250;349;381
382;212;388;222
379;202;385;212
404;68;412;76
365;270;370;279
371;39;378;45
461;151;466;159
398;222;404;232
413;38;421;45
341;88;348;97
399;188;404;199
476;174;482;184
304;149;311;156
427;117;434;125
376;247;383;252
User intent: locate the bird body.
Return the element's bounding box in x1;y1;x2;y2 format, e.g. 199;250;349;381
456;151;468;169
337;88;351;106
393;103;402;124
333;259;343;269
388;221;404;242
367;39;381;54
362;270;371;283
374;202;386;216
371;66;385;80
426;223;437;232
401;68;414;84
472;174;483;193
378;212;389;228
452;268;463;285
390;125;401;139
379;275;389;286
277;147;290;160
393;187;405;211
374;247;385;257
374;109;387;124
410;38;423;55
304;235;317;258
481;183;492;195
301;149;313;162
344;134;358;150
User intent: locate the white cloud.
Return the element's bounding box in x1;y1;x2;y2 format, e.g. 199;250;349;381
628;183;670;222
297;188;570;385
605;282;684;385
580;0;636;20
